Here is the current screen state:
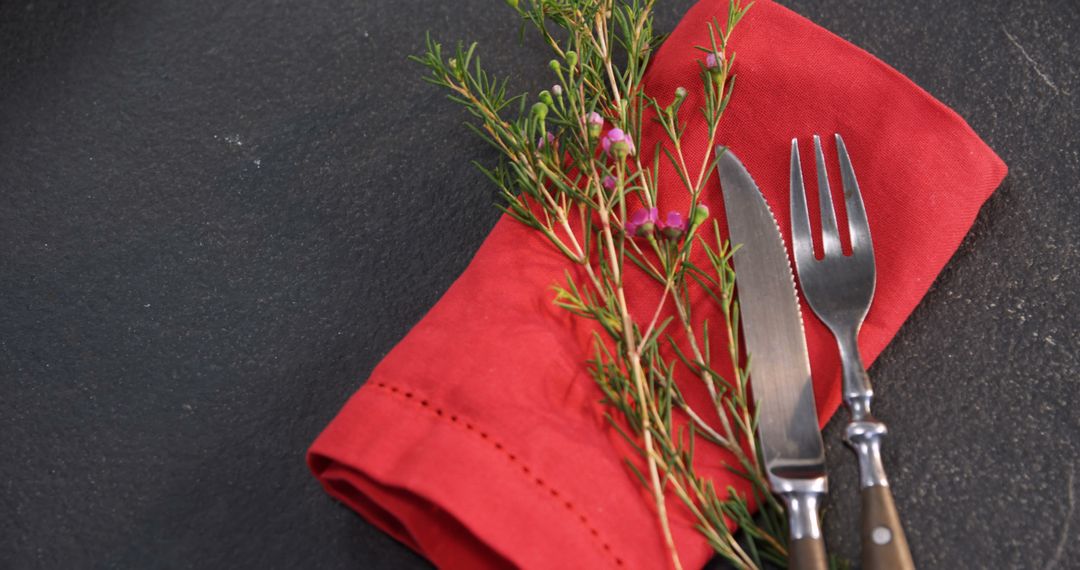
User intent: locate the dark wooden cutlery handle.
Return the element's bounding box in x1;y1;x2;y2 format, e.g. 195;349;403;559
789;536;829;570
861;484;915;569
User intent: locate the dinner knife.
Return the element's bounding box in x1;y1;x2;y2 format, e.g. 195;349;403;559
718;148;829;570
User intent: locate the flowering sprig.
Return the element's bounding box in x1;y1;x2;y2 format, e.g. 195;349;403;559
410;2;838;569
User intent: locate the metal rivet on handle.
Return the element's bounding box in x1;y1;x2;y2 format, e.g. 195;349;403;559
871;526;893;545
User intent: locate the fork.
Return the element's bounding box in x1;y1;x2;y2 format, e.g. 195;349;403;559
790;134;915;570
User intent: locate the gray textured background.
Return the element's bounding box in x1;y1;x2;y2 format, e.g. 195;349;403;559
1;1;1077;568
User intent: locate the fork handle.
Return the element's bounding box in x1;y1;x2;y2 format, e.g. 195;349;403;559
861;484;914;570
839;331;915;570
846;417;915;570
846;420;914;569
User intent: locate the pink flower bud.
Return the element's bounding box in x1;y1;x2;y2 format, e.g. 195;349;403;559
690;204;710;229
625;208;659;237
705;52;725;83
538;131;556;149
660;210;689;239
586;111;603;139
601;128;635;158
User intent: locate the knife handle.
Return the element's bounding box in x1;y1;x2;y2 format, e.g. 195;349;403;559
782;490;828;570
789;536;828;570
861;484;914;570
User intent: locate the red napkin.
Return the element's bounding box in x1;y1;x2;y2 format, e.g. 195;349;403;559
308;1;1006;568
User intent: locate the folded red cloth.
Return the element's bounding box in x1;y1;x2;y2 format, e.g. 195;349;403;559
308;1;1007;568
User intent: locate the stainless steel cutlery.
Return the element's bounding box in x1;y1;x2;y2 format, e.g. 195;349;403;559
718;136;914;569
790;134;914;570
719;148;830;570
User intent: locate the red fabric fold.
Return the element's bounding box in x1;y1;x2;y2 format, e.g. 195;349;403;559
308;1;1007;568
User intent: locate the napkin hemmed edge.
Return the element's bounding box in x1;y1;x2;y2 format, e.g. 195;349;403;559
306;380;646;570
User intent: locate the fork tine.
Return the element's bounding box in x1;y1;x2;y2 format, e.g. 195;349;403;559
790;139;815;266
835;133;874;258
813;135;843;257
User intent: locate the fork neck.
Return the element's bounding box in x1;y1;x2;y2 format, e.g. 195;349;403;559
835;325;874;421
834;324;893;490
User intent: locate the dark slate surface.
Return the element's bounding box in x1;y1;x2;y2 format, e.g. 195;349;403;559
1;1;1076;568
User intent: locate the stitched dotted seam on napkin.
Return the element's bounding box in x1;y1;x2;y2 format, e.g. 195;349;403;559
372;381;625;568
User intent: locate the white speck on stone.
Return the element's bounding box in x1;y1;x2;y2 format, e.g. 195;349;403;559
254;159;261;168
144;303;151;308
1045;336;1058;346
182;403;194;412
225;134;243;147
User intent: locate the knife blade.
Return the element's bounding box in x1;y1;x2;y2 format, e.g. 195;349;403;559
717;147;829;570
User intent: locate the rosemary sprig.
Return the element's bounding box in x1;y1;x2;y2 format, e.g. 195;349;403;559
410;2;813;568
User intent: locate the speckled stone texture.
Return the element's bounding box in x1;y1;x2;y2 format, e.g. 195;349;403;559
1;1;1076;569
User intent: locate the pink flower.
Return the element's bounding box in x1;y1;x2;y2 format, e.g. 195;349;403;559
660;210;689;239
601;128;635;157
585;111;604;139
538;131;556;149
625;208;659;237
705;52;725;82
602;175;617;190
